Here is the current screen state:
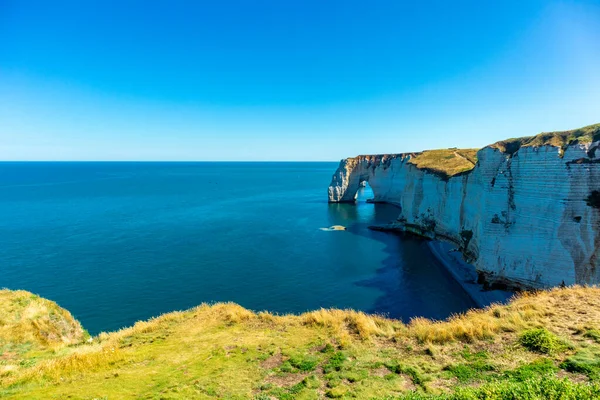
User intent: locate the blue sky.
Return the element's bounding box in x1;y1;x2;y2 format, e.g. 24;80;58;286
1;0;599;161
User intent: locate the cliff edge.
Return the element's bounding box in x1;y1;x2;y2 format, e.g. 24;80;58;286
328;123;600;289
3;288;600;398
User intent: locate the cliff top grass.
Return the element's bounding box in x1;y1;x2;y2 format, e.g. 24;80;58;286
2;286;600;399
0;290;87;389
408;148;479;179
492;123;600;155
0;290;84;343
354;123;600;180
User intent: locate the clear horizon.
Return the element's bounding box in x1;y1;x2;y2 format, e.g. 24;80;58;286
2;1;600;161
0;160;340;163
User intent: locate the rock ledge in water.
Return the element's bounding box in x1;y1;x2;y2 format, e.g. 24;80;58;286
319;225;347;231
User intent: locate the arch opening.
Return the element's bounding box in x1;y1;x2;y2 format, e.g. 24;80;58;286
356;179;374;203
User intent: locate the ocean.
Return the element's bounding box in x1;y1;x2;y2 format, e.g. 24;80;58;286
0;162;477;334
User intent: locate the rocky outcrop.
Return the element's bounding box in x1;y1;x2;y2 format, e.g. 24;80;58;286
328;124;600;289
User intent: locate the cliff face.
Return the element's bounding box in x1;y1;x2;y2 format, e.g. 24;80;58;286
328;125;600;289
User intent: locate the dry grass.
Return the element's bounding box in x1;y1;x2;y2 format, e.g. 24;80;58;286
2;286;600;398
407;296;537;344
300;308;403;339
0;289;85;347
0;289;87;379
409;287;600;344
348;124;599;181
408;148;479;179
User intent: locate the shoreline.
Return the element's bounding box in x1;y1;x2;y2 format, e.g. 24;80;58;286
367;219;513;309
426;240;513;308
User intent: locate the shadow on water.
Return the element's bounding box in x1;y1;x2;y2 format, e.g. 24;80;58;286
353;227;478;322
327;185;481;322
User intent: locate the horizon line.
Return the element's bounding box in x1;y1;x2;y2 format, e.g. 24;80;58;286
0;160;342;163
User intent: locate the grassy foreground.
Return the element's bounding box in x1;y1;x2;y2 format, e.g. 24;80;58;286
2;287;600;399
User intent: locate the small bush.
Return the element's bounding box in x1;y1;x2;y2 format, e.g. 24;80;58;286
279;361;294;373
444;361;496;383
302;374;320;389
343;370;367;383
560;350;600;379
459;347;488;361
504;358;558;382
325;374;342;388
519;328;570;354
288;354;319;372
322;351;346;373
584;329;600;343
288;381;305;394
326;386;348;398
385;363;427;386
396;377;600;399
321;343;335;353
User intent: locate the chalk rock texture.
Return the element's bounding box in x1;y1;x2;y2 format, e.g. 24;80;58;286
328;126;600;289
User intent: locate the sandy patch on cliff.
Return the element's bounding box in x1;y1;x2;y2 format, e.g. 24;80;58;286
261;353;283;369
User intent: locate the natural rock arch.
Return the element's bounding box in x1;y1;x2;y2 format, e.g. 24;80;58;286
328;156;394;202
326;130;600;289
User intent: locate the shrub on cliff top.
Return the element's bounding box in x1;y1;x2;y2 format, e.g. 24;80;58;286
396;377;600;400
288;353;319;372
560;349;600;379
519;328;570;354
584;329;600;343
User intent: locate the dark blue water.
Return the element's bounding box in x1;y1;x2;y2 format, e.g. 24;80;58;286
0;162;476;334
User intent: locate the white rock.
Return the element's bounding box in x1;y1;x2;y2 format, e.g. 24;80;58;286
328;143;600;288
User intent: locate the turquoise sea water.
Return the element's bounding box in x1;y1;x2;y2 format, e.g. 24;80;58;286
0;162;476;334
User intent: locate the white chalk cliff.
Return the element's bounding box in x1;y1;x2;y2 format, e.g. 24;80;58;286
328;124;600;289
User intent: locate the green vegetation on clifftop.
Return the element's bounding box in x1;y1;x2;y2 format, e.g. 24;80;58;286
492;123;600;156
0;289;87;377
408;149;478;179
390;123;600;179
2;287;600;399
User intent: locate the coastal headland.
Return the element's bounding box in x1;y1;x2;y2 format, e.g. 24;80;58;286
329;123;600;290
2;124;600;398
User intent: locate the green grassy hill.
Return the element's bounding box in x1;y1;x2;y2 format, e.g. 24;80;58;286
2;287;600;399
